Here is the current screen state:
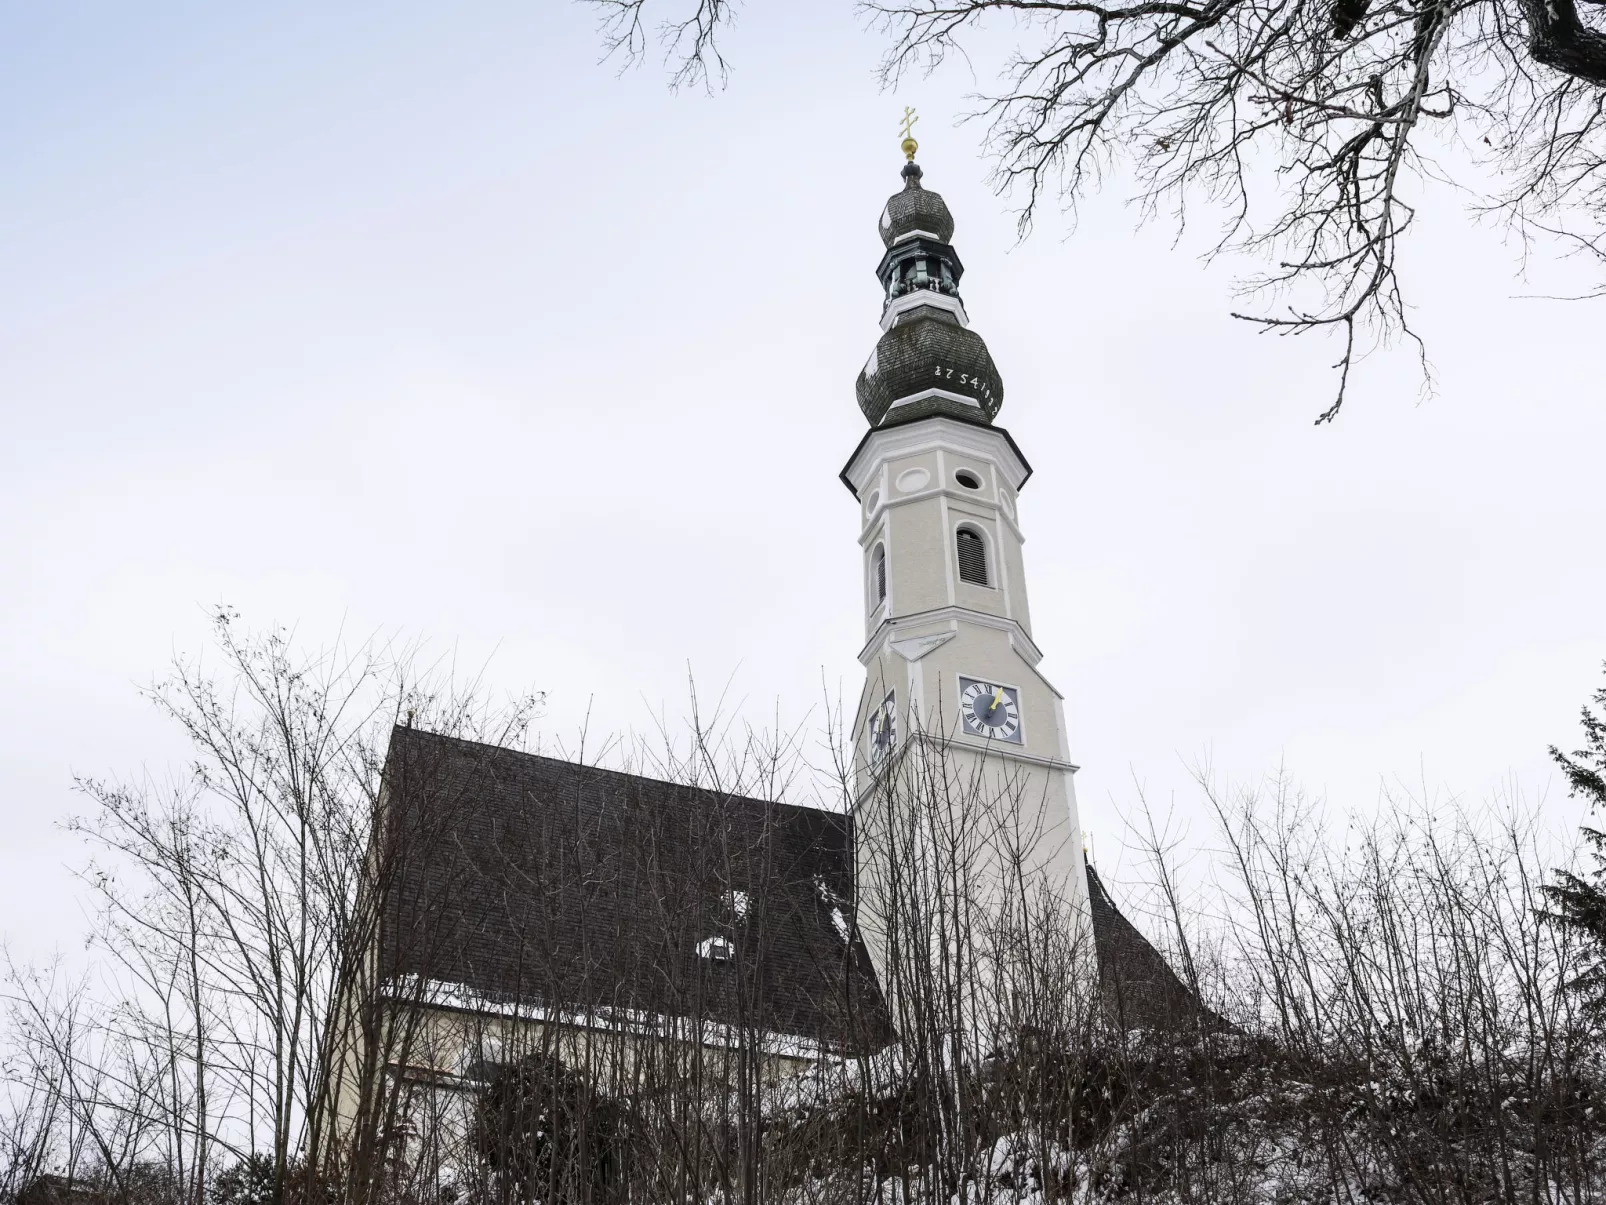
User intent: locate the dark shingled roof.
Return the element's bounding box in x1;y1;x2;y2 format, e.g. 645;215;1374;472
378;727;893;1053
1085;864;1232;1033
878;163;955;247
378;727;1219;1051
856;305;1004;429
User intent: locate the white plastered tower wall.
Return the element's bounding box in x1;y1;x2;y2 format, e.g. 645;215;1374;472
842;150;1091;1008
844;417;1090;990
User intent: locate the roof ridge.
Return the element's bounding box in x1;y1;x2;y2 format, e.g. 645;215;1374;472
387;724;848;823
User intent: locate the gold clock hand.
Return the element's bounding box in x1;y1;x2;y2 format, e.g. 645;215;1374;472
990;687;1004;713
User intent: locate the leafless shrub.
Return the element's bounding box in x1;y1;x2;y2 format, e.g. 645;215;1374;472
1202;770;1606;1201
2;610;540;1205
8;619;1606;1205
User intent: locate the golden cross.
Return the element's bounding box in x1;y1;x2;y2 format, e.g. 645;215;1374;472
899;106;919;161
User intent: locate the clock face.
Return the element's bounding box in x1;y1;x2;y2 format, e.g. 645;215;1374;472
958;677;1022;743
869;691;897;761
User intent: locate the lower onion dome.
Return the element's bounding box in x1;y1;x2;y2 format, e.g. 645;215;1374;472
856;304;1004;428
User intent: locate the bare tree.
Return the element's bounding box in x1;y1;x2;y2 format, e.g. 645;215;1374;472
588;0;735;90
1203;770;1604;1201
585;0;1606;418
0;960;163;1200
12;624;1606;1205
0;610;541;1205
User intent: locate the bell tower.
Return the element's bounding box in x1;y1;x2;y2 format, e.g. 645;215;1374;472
844;136;1088;988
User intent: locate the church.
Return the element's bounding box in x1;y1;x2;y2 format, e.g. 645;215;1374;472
327;137;1210;1129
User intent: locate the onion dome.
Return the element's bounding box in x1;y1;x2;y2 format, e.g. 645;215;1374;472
877;163;955;247
855;156;1005;430
857;305;1002;425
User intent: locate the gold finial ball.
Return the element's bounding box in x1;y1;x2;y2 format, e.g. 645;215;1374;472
898;106;920;160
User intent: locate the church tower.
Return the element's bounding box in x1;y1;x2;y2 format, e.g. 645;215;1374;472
844;137;1089;989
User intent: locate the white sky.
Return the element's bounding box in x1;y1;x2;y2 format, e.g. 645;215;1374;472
3;3;1602;957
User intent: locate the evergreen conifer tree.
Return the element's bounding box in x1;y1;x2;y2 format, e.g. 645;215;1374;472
1542;670;1606;1014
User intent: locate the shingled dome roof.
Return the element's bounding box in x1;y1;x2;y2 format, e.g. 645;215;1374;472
877;162;955;247
857;304;1003;427
859;158;1004;430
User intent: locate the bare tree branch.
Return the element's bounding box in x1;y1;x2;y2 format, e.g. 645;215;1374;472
586;0;738;90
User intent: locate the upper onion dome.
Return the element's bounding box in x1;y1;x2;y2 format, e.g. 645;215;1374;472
877;163;954;248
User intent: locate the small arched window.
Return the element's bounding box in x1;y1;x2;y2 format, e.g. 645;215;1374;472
956;527;989;586
872;543;888;606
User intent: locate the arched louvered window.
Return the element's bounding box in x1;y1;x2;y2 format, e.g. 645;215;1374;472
872;543;888;607
956;527;990;586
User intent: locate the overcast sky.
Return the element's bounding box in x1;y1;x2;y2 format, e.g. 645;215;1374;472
3;2;1602;958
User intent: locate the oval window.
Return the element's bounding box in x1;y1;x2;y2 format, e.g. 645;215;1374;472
895;467;931;493
955;470;982;490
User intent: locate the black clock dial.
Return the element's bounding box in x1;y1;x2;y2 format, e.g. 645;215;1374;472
869;690;897;760
958;677;1022;743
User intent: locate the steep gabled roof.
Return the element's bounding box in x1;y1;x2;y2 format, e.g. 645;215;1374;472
377;727;893;1053
1085;864;1232;1033
377;727;1221;1054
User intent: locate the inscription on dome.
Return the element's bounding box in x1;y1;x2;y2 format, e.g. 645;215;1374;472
932;364;996;407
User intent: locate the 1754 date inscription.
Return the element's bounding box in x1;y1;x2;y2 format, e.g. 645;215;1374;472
933;365;995;406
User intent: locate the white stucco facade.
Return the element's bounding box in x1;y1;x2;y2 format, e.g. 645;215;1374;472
843;416;1089;985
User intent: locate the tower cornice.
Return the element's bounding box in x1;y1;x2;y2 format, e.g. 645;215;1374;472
880;289;969;331
858;604;1047;671
839;416;1033;498
852;733;1080;811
